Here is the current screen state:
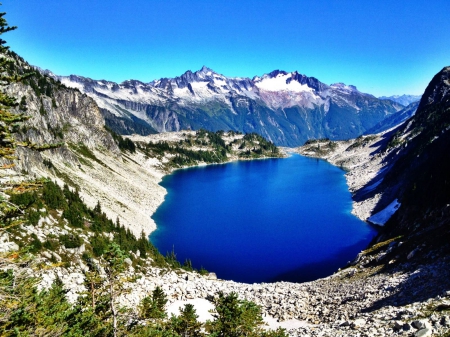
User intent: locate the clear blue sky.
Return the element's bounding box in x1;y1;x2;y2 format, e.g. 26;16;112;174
3;0;450;96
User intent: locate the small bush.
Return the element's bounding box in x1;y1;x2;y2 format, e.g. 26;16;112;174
27;209;40;226
43;239;59;251
43;159;54;169
9;192;37;207
29;234;43;253
59;234;83;249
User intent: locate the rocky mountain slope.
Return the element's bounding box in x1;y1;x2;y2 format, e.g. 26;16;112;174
364;101;419;135
293;66;450;336
53;67;406;146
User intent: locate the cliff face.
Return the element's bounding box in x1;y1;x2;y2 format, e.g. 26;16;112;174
377;67;450;249
0;53;166;238
1;53;117;174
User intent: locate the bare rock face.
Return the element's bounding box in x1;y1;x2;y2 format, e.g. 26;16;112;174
2;81;119;188
0;55;167;238
6;82;117;152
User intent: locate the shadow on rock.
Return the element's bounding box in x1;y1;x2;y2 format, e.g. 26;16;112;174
362;257;450;313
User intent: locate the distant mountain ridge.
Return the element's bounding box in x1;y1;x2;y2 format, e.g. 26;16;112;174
53;67;406;146
364;101;419;135
379;94;421;106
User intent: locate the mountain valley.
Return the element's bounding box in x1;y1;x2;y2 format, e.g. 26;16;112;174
0;26;449;337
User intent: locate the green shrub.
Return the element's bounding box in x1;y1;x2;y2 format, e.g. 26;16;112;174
43;239;59;251
59;234;83;249
9;191;37;207
91;234;109;257
29;234;43;253
63;204;84;228
207;292;265;337
42;181;67;210
27;209;40;226
43;159;53;169
139;286;168;319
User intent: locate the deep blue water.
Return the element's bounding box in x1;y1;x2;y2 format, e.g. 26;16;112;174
150;154;376;283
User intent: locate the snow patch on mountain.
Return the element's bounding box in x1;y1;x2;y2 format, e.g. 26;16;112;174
368;199;401;226
255;72;314;93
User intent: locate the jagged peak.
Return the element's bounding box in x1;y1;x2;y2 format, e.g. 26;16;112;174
198;65;215;74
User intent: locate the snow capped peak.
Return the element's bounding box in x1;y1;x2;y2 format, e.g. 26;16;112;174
254;70;315;94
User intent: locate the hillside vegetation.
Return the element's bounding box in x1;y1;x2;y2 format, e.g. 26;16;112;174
135;129;282;171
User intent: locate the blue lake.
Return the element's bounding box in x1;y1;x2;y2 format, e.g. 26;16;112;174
150;154;376;283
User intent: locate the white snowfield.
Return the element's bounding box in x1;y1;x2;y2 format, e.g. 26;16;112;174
254;72;315;94
367;199;401;226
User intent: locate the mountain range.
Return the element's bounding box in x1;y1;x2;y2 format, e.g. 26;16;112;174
378;94;421;106
45;67;414;147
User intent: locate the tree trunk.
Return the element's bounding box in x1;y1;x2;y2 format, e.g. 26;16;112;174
109;280;117;337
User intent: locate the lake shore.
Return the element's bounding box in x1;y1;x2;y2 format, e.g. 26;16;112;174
151;153;375;283
41;131;285;238
294;134;391;223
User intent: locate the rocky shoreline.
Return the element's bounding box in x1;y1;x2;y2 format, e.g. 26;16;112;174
294;134;393;224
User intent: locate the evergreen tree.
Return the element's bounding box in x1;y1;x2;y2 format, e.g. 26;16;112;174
170;303;203;337
103;243;128;337
139;286;168;320
0;9;31;163
207;291;266;337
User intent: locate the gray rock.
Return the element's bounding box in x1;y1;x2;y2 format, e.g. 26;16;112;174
52;252;62;262
407;248;419;260
351;318;366;329
124;258;132;266
42;251;53;260
412;319;430;330
402;322;412;331
414;328;432;337
207;272;217;280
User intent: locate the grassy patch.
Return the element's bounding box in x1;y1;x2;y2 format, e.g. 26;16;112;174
68;143;112;170
52;166;81;190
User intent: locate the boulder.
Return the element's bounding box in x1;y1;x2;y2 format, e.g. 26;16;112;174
412;319;430;330
414;328;432;337
351;318;366;329
207;272;217;280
